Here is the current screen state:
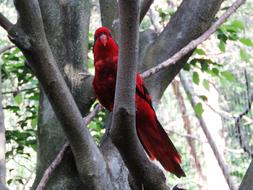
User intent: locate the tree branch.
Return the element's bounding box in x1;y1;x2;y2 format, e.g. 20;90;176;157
140;0;154;22
179;72;237;190
0;45;15;55
0;13;14;32
235;70;253;158
35;104;103;190
2;0;112;188
2;87;38;95
172;80;206;186
140;0;222;102
110;0;167;189
141;0;246;80
35;143;68;190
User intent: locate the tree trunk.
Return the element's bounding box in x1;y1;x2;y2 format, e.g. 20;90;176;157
239;160;253;190
32;1;94;189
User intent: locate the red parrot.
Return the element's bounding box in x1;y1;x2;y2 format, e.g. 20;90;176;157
92;27;185;178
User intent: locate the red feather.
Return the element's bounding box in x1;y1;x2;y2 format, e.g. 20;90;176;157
92;27;185;178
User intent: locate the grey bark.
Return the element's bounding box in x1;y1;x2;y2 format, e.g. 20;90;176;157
32;0;95;189
140;0;223;104
7;0;112;189
239;160;253;190
110;0;168;189
99;0;118;29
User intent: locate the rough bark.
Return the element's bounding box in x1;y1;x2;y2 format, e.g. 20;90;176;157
239;160;253;190
3;0;112;189
141;0;223;103
32;0;95;189
99;0;118;29
110;0;167;189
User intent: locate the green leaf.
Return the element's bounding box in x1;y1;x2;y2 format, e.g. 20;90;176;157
230;20;245;31
228;32;239;41
194;103;204;117
240;48;251;62
192;72;200;85
31;118;37;128
203;79;210;90
217;28;228;42
218;40;226;52
210;68;219;76
240;38;253;47
183;63;190;71
200;61;209;71
195;48;206;55
14;94;22;105
221;71;235;82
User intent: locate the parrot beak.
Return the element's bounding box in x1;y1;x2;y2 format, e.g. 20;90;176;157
100;34;108;47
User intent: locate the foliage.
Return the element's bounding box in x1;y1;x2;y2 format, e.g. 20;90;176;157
1;47;38;187
88;104;107;143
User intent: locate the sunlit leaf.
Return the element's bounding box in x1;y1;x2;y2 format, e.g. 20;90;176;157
240;48;251;62
221;71;235;82
230;20;245;31
194;103;204;117
203;79;210;90
14;94;22;105
219;40;226;52
195;48;206;55
240;38;253;47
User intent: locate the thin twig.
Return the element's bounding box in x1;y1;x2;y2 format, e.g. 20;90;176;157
35;104;103;190
22;169;35;190
2;87;38;95
0;45;15;54
165;128;206;143
235;70;253;158
35;143;69;190
180;72;237;190
141;0;246;79
83;104;103;124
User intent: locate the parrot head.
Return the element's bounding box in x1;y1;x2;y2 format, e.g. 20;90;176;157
93;27;118;63
94;27;112;47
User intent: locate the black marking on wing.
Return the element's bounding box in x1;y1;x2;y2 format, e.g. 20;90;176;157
136;84;154;109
